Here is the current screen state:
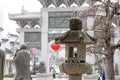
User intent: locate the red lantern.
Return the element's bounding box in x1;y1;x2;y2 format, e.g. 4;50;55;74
30;48;37;53
50;43;61;52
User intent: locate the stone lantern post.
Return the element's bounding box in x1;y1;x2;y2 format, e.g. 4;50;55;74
55;18;97;80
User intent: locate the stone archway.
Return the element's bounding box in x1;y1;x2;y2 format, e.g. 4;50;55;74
9;1;89;74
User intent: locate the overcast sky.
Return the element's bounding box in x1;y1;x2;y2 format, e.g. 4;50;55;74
0;0;42;36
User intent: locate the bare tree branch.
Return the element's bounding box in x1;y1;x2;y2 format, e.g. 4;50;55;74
111;40;120;49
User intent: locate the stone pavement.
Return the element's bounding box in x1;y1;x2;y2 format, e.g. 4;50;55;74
53;78;68;80
4;77;68;80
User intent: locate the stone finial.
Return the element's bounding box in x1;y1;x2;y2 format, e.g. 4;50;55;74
69;18;82;30
21;6;27;14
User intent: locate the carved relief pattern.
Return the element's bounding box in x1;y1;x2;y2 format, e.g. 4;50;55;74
74;0;85;6
16;20;40;28
39;0;53;7
38;0;86;7
24;32;41;49
86;0;97;5
53;0;63;7
49;11;73;28
17;20;27;28
24;32;41;42
63;0;69;7
67;0;74;6
28;20;38;28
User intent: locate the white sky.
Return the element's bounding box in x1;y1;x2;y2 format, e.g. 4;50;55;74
0;0;42;36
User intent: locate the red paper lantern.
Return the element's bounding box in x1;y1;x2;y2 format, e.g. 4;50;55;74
51;43;61;51
30;48;37;53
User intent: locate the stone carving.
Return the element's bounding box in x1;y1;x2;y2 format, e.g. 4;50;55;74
14;44;32;80
16;20;40;29
49;11;72;28
31;61;46;74
17;20;27;28
39;62;46;73
38;0;86;7
0;43;5;80
55;18;97;80
74;0;85;6
24;32;41;49
28;20;38;28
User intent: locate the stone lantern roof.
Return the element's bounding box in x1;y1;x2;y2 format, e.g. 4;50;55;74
55;18;97;44
38;0;86;8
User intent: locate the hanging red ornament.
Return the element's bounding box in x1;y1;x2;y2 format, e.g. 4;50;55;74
50;43;61;52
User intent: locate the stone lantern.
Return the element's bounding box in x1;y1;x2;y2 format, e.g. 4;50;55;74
55;18;97;80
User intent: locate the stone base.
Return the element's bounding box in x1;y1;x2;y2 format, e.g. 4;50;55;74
69;75;82;80
35;73;53;80
60;63;90;74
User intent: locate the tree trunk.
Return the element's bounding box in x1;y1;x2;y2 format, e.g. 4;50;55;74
105;53;115;80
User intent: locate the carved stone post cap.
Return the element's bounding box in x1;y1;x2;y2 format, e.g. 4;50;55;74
69;18;82;30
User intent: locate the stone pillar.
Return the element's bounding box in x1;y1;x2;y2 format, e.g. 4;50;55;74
41;9;49;73
34;9;53;80
19;29;25;44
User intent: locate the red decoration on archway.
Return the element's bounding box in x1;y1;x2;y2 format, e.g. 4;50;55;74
50;43;61;52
